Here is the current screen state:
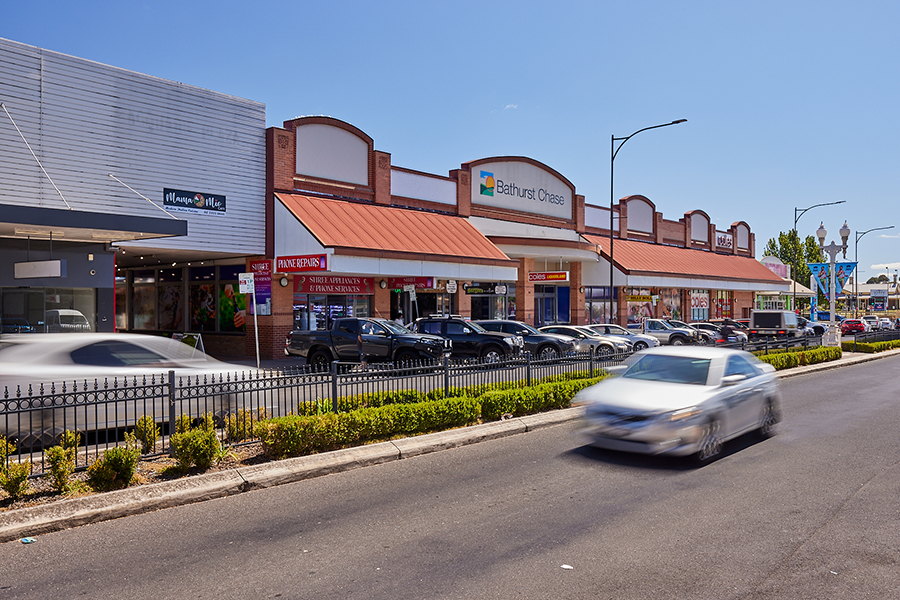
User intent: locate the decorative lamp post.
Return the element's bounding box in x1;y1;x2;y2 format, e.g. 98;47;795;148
854;225;894;317
816;220;850;346
609;119;686;323
793;201;845;315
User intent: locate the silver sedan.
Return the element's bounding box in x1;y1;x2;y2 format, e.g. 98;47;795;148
575;346;781;462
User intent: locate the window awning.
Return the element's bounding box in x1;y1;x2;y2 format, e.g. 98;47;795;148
277;193;518;269
584;235;789;290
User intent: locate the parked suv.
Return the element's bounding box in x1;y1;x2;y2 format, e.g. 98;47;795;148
474;320;575;359
410;316;523;361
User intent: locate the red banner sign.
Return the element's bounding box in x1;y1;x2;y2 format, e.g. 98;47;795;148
528;271;569;282
388;277;433;289
276;254;328;272
295;275;374;295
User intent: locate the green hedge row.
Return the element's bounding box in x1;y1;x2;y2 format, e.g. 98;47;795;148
255;375;608;459
757;346;842;370
255;396;481;459
841;339;900;354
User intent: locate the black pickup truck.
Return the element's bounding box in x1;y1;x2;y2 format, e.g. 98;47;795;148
284;317;451;368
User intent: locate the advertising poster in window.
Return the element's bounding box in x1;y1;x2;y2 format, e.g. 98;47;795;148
190;284;216;331
660;289;682;320
220;284;247;332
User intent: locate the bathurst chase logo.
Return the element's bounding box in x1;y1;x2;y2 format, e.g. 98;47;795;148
480;171;494;196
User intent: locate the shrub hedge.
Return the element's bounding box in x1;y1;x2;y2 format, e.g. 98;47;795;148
757;346;842;370
254;375;608;460
841;339;900;354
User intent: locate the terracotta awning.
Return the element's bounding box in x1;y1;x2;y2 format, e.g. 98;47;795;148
584;235;786;285
278;193;515;266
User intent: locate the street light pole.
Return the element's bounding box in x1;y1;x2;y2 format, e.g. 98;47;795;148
817;220;851;347
609;119;686;323
793;201;845;315
854;225;894;317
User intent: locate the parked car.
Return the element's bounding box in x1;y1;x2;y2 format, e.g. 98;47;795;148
878;317;893;331
841;319;867;334
794;316;822;336
861;315;879;331
285;317;452;367
538;325;629;356
665;319;716;345
690;322;749;343
473;320;575;359
582;323;660;351
0;333;254;444
1;318;36;334
628;318;701;346
410;316;523;361
576;346;782;463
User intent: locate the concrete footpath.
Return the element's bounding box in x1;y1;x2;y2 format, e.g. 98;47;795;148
2;348;898;543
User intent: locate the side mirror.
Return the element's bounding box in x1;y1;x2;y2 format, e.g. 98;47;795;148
721;374;747;387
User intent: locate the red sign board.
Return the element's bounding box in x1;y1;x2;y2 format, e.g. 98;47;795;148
295;275;375;295
276;254;328;272
528;271;569;283
388;277;433;289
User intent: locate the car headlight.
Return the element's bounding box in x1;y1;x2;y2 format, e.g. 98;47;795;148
662;406;702;422
504;337;516;346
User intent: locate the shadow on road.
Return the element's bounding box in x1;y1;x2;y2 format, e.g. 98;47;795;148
564;430;770;472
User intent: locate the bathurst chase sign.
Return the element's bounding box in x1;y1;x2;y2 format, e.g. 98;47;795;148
472;161;572;220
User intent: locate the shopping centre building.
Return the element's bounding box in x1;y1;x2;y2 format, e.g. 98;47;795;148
0;37;788;360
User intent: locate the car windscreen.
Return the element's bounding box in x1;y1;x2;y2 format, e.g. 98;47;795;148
622;354;711;385
380;320;411;335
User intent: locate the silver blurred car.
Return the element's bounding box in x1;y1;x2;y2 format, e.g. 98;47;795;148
0;333;257;444
584;323;660;351
576;346;781;462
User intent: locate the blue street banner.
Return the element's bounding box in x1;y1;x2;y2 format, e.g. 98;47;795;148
807;262;857;295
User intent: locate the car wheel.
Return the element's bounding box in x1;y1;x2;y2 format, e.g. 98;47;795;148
695;418;723;464
309;351;332;370
537;345;559;360
633;341;648;351
481;346;504;363
758;400;779;438
670;336;686;346
394;351;417;368
598;344;614;357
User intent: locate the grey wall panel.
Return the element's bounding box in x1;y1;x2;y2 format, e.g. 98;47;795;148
0;38;266;255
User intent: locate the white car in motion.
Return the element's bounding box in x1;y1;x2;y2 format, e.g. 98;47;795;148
576;346;781;463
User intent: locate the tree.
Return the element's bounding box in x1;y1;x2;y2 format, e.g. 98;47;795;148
866;275;890;284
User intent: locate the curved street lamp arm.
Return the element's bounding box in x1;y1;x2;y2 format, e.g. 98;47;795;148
794;200;846;228
855;225;895;244
612;119;687;162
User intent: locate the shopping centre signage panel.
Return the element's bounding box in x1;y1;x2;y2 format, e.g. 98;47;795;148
295;275;375;294
472;161;572;220
528;271;569;283
276;254;328;272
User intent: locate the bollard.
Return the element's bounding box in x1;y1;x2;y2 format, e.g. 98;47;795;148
167;370;176;457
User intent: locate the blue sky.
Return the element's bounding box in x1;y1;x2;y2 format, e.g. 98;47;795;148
4;1;899;281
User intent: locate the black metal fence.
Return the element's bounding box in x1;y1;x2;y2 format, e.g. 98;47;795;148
1;349;627;476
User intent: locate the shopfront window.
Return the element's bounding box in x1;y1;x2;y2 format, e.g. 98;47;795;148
690;289;710;321
660;289;683;320
293;294;372;331
584;287;617;324
627;288;654;324
133;285;157;330
534;285;568;326
713;290;733;319
1;287;97;333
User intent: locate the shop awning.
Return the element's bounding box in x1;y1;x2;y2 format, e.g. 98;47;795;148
584;235;789;290
276;193;518;272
